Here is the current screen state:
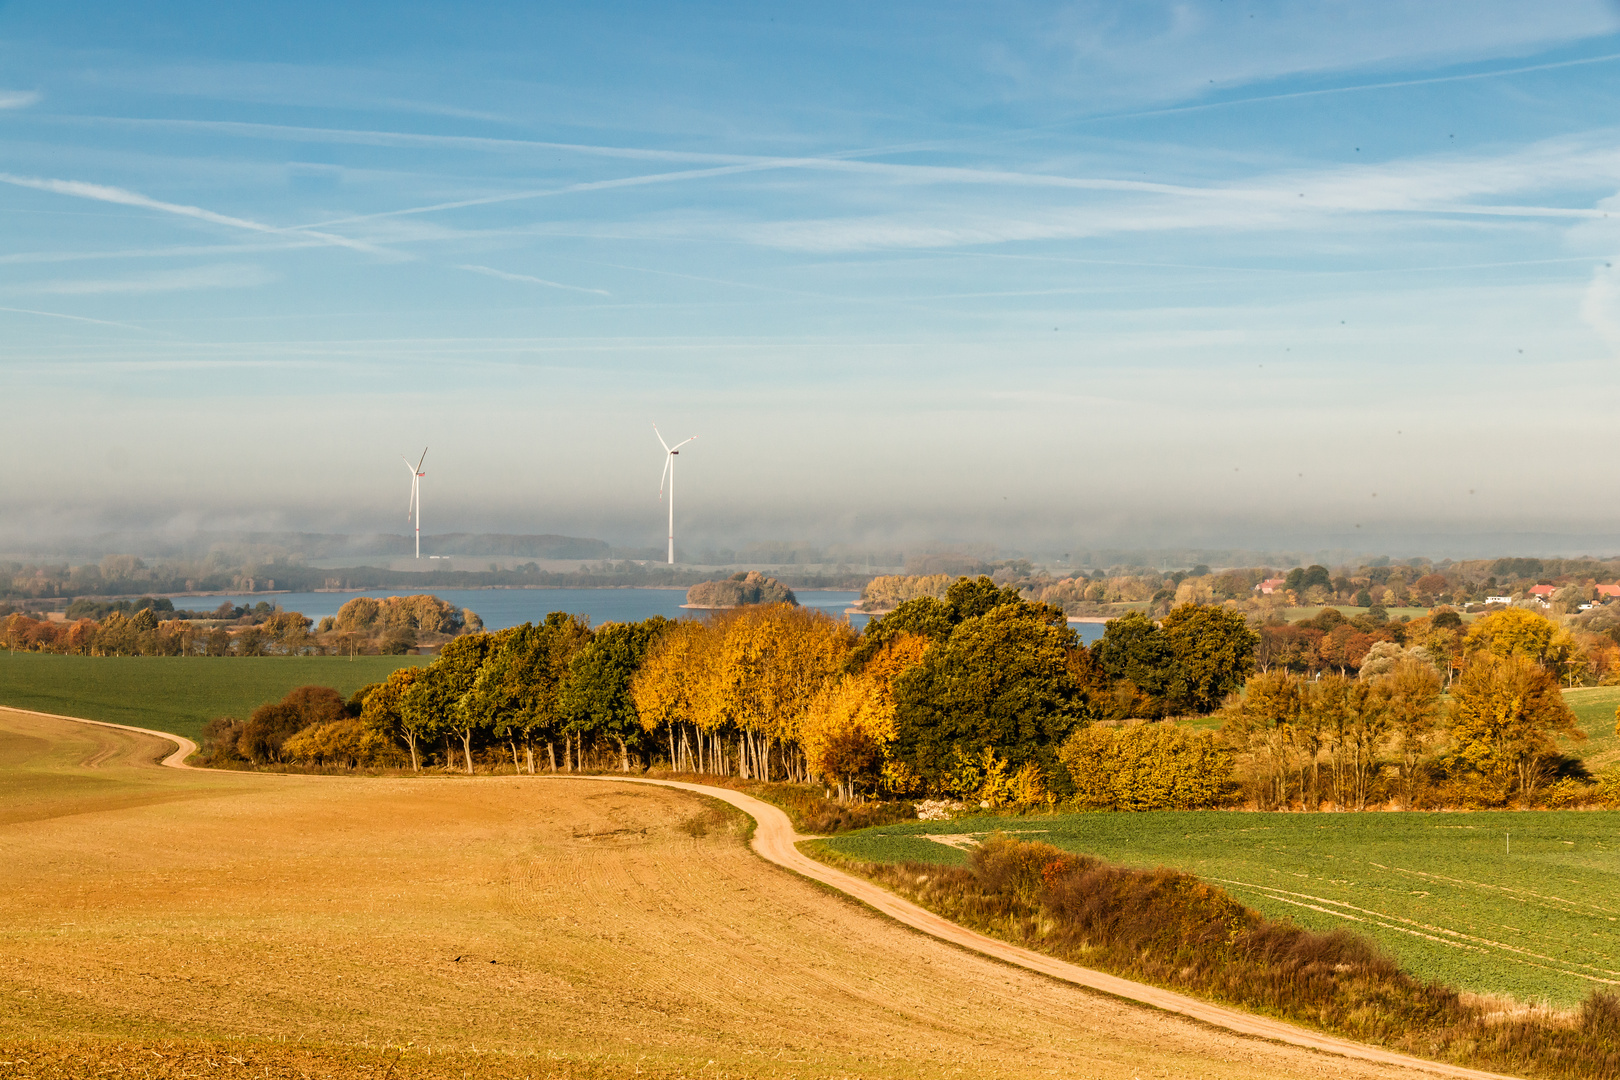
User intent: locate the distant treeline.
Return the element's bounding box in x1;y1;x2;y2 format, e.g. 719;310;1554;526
0;553;875;603
0;594;481;657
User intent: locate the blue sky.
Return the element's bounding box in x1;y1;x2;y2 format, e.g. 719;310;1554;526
5;1;1620;557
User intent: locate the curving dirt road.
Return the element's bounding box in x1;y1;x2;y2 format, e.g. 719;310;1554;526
563;774;1518;1080
9;706;199;768
38;711;1514;1080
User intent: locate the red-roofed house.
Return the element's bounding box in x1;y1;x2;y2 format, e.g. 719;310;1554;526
1255;577;1288;595
1528;584;1555;604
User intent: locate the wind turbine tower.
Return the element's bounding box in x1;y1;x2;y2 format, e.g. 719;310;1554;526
655;425;696;565
402;448;427;559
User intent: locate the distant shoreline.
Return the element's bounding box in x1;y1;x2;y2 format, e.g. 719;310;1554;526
847;606;1109;625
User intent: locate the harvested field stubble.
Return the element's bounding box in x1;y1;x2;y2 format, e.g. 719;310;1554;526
3;710;1466;1080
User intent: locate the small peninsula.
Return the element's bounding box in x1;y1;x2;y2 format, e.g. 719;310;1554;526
683;571;798;608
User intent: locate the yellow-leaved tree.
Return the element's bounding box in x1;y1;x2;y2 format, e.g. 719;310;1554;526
631;619;722;773
1464;607;1586;685
801;633;930;800
708;604;855;782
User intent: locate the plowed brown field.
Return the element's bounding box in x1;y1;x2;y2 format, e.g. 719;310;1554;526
1;707;1456;1079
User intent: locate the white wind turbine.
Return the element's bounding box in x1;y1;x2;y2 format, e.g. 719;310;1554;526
655;425;697;565
402;448;427;559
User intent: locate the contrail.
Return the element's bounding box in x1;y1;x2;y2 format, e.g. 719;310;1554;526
1078;51;1620;125
457;264;611;296
0;173;391;257
0;305;154;331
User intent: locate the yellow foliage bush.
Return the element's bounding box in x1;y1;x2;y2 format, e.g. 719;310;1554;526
281;717;400;768
1059;723;1236;810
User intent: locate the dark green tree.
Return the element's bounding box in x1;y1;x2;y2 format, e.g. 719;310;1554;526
404;632;493;773
944;575;1028;622
1092;611;1172;700
1161;603;1260;714
1301;565;1332;592
892;604;1089;795
559;616;672;770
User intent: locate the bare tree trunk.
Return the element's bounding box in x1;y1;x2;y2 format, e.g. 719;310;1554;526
509;739;519;772
526;742;535;774
405;733;420;773
461;731;474;774
547;741;556;772
617;735;629;772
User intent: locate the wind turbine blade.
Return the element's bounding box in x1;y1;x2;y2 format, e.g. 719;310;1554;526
416;448;428;472
653;423;671;453
672;436;698;451
659;455;672;499
402;456;417;473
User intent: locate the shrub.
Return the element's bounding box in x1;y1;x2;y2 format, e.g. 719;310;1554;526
749;782;914;834
282;717;401;769
1058;723;1237;810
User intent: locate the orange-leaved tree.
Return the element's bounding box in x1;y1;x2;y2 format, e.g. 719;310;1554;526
801;633;930;801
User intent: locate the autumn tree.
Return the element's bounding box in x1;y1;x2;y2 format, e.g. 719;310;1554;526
1311;674;1384;810
360;667;424;770
632;619;721;772
1220;669;1302;808
707;605;855;781
1464;607;1585;683
236;685;346;764
1377;658;1442;805
1449;652;1583;803
800;633;930;800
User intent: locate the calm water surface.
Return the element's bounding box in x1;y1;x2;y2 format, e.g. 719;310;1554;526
181;587;866;631
177;587;1107;642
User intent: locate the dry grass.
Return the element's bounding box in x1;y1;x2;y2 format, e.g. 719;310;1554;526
3;709;1457;1080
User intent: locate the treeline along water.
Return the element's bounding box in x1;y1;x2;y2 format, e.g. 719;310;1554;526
177;587;1109;641
174;587;865;631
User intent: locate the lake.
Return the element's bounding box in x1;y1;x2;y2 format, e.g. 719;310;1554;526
180;587;869;631
167;587;1108;642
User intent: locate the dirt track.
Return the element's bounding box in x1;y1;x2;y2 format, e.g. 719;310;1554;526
30;712;1515;1080
561;775;1518;1080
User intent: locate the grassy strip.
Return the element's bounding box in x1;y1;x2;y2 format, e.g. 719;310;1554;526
639;770;913;834
0;653;424;742
809;834;1620;1080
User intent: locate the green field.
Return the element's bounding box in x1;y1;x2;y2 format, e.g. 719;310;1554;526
0;652;426;742
815;808;1620;1005
1564;686;1620;770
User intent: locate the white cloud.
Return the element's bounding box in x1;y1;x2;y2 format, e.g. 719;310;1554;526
1024;1;1620;108
0;90;41;109
1581;262;1620;354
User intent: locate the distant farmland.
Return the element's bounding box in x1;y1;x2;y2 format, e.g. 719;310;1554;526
817;808;1620;1005
0;653;426;741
